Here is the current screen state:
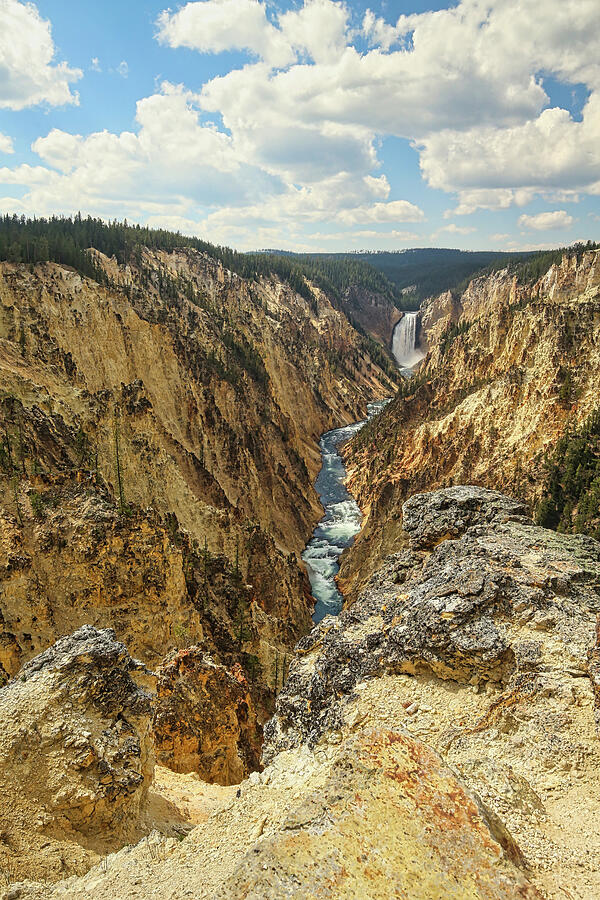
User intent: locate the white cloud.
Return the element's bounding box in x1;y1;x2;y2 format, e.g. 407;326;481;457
7;84;271;221
362;10;401;52
157;0;350;67
117;61;129;78
3;0;600;251
420;97;600;203
0;163;51;183
0;0;81;110
518;210;575;231
193;0;600;142
156;0;295;67
90;57;101;72
445;189;535;217
338;200;424;226
172;0;600;237
195;173;417;234
277;0;349;65
3;92;418;247
0;133;14;154
437;223;476;235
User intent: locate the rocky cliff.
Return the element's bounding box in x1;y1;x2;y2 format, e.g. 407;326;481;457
339;283;401;347
341;248;600;594
0;248;396;714
0;626;155;883
9;488;598;899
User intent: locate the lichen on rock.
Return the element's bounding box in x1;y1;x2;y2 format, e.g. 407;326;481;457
402;484;530;549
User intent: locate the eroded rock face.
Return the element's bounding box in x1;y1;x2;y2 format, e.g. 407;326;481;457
153;648;262;785
266;490;600;755
264;488;600;898
0;626;154;882
0;249;395;708
402;484;530;549
342;248;600;597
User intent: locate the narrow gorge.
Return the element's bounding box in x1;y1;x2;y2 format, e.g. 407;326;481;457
2;227;600;900
0;232;397;736
301;399;388;623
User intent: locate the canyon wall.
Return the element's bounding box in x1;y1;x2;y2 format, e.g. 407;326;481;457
0;248;395;709
339;283;401;347
341;248;600;594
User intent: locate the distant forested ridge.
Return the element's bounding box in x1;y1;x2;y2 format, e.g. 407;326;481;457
346;245;598;306
0;215;398;308
0;214;401;377
2;215;590;319
350;249;527;304
263;248;529;310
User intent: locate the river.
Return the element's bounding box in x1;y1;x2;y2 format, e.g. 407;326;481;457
302;399;389;623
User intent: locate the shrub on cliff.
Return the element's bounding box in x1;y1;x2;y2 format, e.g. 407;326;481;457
535;408;600;537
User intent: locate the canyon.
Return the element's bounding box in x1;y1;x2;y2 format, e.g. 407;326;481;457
0;246;396;719
1;236;599;900
341;247;600;596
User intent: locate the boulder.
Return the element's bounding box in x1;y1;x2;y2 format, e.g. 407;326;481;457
10;729;541;900
216;728;541;900
0;626;155;881
153;648;262;785
402;484;530;549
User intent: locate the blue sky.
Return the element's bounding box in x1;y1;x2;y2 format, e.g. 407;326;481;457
0;0;598;251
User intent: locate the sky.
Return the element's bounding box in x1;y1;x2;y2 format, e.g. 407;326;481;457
0;0;599;252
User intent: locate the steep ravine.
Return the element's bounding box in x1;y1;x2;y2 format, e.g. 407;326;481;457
0;248;397;716
340;248;600;596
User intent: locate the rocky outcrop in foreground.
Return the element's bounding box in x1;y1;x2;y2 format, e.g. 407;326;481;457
266;486;600;898
0;627;155;883
9;487;598;899
153;648;262;785
8;727;540;900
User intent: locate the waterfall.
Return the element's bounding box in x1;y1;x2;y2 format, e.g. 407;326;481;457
392;312;425;369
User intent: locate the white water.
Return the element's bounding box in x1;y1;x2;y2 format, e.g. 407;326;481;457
302;400;390;623
392;312;425;369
